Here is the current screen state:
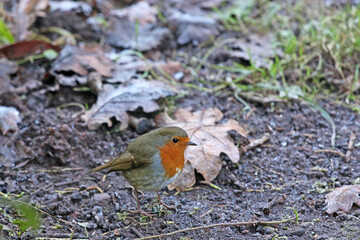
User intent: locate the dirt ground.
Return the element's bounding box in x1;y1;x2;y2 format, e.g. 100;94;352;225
1;87;359;240
1;1;360;240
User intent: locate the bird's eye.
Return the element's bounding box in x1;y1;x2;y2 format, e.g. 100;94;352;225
172;138;179;143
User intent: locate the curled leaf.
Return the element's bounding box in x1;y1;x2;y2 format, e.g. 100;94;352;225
325;185;360;214
0;106;21;135
82;79;177;130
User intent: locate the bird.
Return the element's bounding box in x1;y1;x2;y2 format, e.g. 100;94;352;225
90;126;196;215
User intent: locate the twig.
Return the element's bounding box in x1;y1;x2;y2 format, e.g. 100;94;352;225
130;226;144;238
20;167;83;173
242;133;271;152
56;102;86;119
261;194;286;215
54;180;80;187
313;149;346;160
345;131;356;162
200;207;214;218
134;217;297;240
85;186;104;193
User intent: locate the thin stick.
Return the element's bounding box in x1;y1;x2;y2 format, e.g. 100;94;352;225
242;133;270;152
134;217;296;240
345;131;356;162
20;167;83;173
313;149;346;160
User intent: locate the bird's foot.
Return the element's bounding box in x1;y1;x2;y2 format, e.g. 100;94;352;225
156;191;176;210
159;201;176;210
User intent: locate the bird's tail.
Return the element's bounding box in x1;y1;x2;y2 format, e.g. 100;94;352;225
89;160;113;174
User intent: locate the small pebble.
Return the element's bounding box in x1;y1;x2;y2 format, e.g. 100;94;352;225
92;206;103;222
81;191;90;198
288;229;305;236
70;191;82;201
93;193;111;202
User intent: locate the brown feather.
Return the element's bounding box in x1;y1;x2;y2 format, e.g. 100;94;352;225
90;152;135;173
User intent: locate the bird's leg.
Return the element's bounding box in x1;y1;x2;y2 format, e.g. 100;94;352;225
130;188;141;213
129;188;154;216
157;191;175;210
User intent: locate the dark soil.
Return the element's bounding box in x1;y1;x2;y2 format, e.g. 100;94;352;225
1;87;360;240
1;1;360;240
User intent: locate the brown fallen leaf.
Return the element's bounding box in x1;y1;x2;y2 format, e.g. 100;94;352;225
51;45;114;86
49;0;92;15
81;79;177;130
0;106;21;135
168;11;220;45
110;1;158;25
0;40;61;60
0;58;18;95
325;185;360;214
106;52;183;83
214;34;283;68
155;108;248;191
15;0;49;40
107;17;172;51
0;141;32;168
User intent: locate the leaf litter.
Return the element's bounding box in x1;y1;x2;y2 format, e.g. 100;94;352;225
325;184;360;214
168;10;221;45
0;58;18;95
50;45;114;87
107;17;172;51
155;107;248;191
82;79;177;130
214;34;283;67
110;1;158;25
0;106;21;135
106;52;184;84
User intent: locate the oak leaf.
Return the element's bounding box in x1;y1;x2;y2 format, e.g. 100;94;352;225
82;79;176;130
107;18;171;51
0;106;21;135
155;108;248;191
325;185;360;214
51;45;113;87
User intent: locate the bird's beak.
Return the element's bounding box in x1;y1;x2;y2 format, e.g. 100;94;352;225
187;141;197;146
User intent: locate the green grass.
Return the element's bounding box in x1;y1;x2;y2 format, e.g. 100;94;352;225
0;18;15;45
211;0;360;106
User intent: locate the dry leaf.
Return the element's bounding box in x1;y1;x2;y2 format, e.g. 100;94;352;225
49;1;92;15
155;108;248;191
0;106;21;135
105;54;148;84
107;17;172;51
325;185;360;214
214;34;283;68
82;79;177;130
110;1;158;25
51;45;114;86
0;58;18;95
106;53;183;83
0;141;32;168
16;0;49;40
169;11;220;45
167;0;227;14
0;40;61;60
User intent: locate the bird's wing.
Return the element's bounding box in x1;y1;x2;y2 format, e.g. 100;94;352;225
90;148;152;173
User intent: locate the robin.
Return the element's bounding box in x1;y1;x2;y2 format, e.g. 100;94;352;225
90;126;196;215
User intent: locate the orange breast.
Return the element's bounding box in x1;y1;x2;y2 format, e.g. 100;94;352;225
158;136;189;178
